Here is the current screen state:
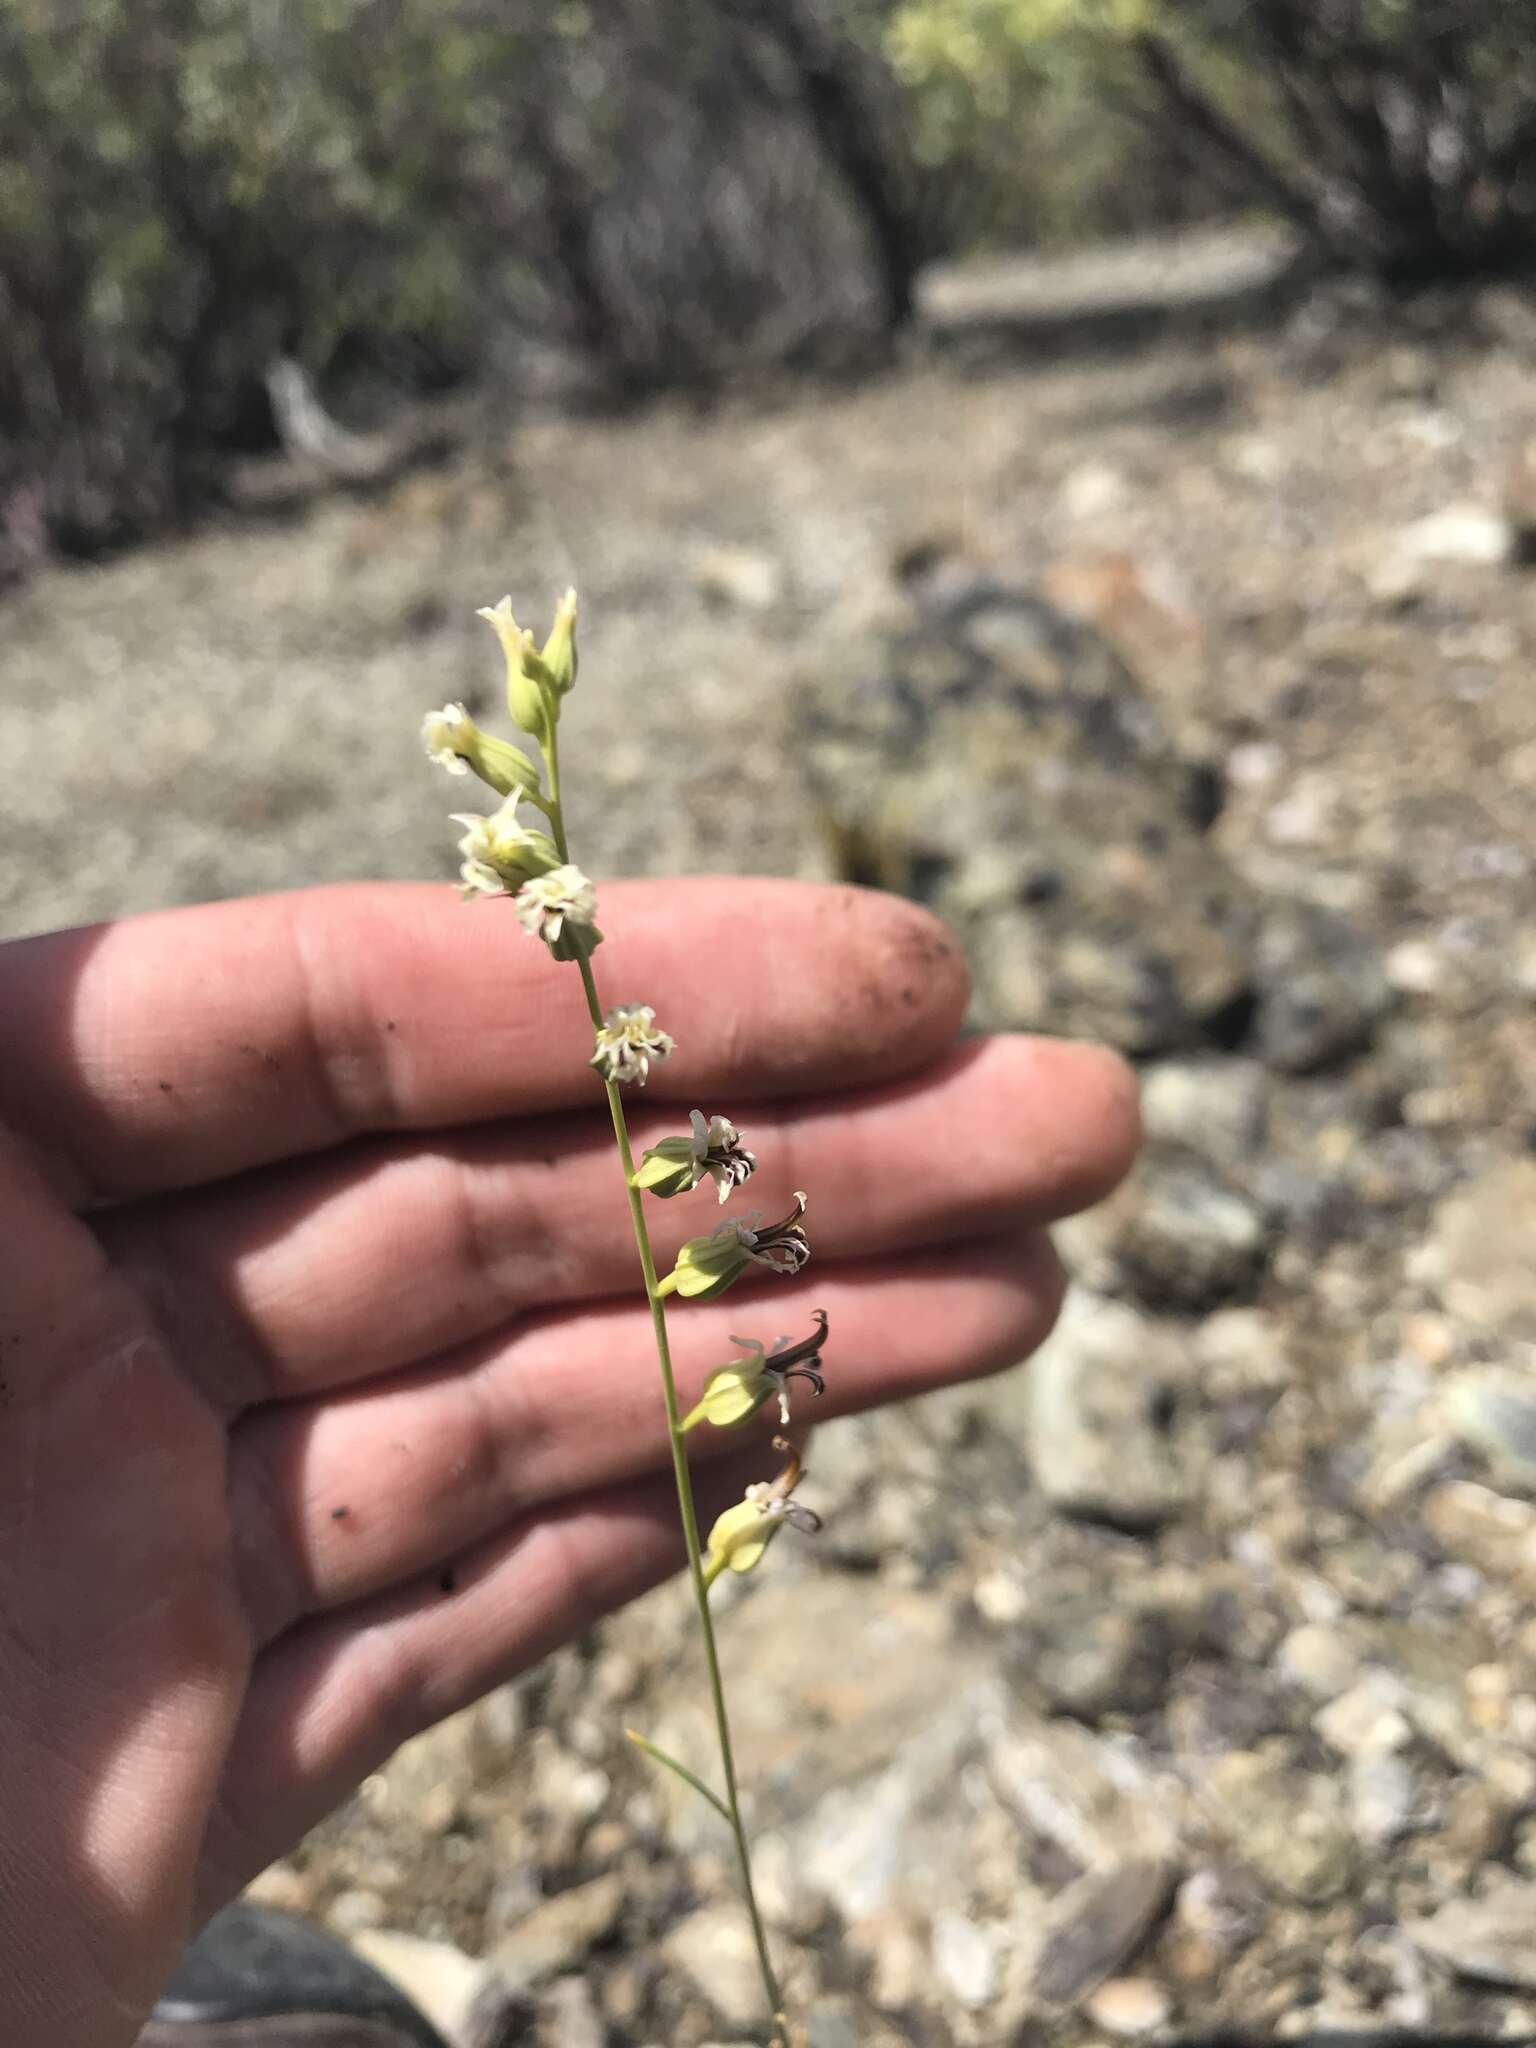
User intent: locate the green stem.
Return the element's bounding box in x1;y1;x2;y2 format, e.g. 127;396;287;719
544;725;789;2047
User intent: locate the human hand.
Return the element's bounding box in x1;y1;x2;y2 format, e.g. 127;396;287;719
0;878;1137;2046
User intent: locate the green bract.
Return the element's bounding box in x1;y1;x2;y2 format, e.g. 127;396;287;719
632;1134;699;1198
661;1222;754;1301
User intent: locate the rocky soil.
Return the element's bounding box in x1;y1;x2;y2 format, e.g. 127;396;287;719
7;234;1536;2045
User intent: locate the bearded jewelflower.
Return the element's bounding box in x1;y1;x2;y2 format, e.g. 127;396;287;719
633;1110;757;1202
513;863;601;960
422;703;543;801
683;1310;829;1431
659;1192;810;1301
704;1438;822;1584
590;1003;676;1087
452;795;561;898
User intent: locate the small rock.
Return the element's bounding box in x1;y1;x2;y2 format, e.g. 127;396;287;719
1313;1676;1412;1758
1409;1881;1536;1989
663;1905;777;2033
326;1888;388;1935
1194;1308;1292;1401
490;1874;627;1992
1173;1865;1264;1962
1348;1751;1417;1848
1440;1363;1536;1496
1025;1296;1194;1529
1422;1480;1536;1591
1413;1160;1536;1337
1086;1975;1174;2035
1031;1603;1171;1721
1206;1748;1354;1903
352;1929;491;2044
1275;1624;1363;1702
1252;900;1392;1073
1138;1058;1268;1168
989;1714;1180;1871
693;545;783;611
1033;1859;1174;2009
1395;503;1514;567
1112;1154;1271;1310
932;1910;1001;2008
1059;463;1128;519
806;2007;864;2048
540;1976;606;2048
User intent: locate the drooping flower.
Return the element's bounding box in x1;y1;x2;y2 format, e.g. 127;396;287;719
452;795;560;898
633;1110;757;1202
704;1437;822;1583
659;1192;810;1301
590;1003;676;1087
513;863;601;959
422;704;542;800
683;1310;829;1430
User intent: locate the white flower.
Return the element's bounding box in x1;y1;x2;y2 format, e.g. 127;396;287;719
683;1310;829;1431
660;1192;810;1300
691;1111;757;1202
513;863;599;951
590;1003;676;1087
704;1437;821;1581
422;702;475;775
632;1109;756;1201
452;797;559;898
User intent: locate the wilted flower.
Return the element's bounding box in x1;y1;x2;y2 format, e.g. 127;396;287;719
683;1310;829;1430
590;1003;676;1087
704;1437;821;1583
513;863;601;959
452;796;560;898
659;1192;810;1302
633;1110;757;1202
422;703;542;800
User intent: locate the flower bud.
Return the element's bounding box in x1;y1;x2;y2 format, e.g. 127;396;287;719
476;596;556;738
541;587;579;696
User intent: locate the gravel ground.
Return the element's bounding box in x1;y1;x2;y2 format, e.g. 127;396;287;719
8;234;1536;2046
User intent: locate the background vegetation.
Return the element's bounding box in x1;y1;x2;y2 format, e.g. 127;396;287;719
3;0;1535;582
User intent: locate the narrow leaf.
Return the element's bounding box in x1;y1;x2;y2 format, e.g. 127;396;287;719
624;1727;730;1824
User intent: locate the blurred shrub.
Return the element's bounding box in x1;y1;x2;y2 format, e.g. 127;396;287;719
1133;0;1536;287
887;0;1536;283
0;0;924;578
884;0;1218;248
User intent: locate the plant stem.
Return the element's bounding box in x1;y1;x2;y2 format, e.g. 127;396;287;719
544;726;789;2047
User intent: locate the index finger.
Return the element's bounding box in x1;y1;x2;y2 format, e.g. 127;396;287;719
0;879;968;1201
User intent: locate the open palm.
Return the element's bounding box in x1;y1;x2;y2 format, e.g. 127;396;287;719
0;878;1138;2047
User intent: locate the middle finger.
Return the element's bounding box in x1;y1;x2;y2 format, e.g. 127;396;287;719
102;1035;1133;1412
